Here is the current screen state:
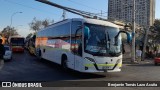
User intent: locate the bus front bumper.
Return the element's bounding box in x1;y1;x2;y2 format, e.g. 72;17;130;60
83;63;122;73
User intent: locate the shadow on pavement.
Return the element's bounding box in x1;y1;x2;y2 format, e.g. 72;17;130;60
126;63;156;67
35;58;106;80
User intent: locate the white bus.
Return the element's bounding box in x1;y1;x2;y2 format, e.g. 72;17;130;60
35;18;131;73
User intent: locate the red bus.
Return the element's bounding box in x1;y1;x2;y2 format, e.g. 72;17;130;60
9;36;25;52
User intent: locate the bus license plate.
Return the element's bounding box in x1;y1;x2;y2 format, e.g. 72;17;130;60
102;66;109;70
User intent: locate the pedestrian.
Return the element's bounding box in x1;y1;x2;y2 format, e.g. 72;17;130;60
136;48;142;63
0;39;5;70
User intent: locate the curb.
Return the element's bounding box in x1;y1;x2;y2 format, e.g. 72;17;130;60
122;59;153;65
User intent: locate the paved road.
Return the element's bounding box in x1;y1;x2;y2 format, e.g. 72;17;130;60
0;50;160;89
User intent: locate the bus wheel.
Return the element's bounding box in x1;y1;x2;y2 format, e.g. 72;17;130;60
38;50;42;60
61;56;68;70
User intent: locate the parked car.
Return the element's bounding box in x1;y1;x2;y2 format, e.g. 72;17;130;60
3;45;12;60
154;54;160;65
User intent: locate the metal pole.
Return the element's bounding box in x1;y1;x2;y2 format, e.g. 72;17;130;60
131;0;136;63
62;10;66;20
142;26;150;60
9;12;22;37
101;10;102;17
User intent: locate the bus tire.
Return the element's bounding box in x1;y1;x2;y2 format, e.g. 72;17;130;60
38;50;42;60
61;55;68;70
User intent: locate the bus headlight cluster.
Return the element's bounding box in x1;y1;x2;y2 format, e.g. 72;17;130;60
85;57;95;63
116;59;122;64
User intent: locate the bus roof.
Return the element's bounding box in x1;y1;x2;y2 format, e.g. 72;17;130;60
73;18;119;28
40;18;119;32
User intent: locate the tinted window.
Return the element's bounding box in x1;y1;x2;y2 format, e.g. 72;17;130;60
38;22;71;38
71;21;82;34
11;38;24;46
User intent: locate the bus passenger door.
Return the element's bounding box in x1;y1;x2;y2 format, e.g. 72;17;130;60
71;21;83;70
73;28;82;70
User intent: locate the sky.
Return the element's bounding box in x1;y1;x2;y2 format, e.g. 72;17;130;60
0;0;160;37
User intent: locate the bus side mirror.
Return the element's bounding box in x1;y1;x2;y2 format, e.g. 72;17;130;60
114;31;132;46
126;32;132;43
84;26;90;39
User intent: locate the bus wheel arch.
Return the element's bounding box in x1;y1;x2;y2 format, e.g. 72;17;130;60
61;54;68;70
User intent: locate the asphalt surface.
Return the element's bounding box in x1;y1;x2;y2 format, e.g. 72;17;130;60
0;50;160;89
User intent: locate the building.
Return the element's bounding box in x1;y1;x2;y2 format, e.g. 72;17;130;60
108;0;155;27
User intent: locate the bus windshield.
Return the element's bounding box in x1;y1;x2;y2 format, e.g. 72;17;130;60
11;38;24;46
84;23;122;57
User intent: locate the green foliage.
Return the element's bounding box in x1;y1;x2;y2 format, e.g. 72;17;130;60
153;19;160;41
154;19;160;31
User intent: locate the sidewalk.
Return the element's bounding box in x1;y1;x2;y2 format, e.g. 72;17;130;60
122;58;154;64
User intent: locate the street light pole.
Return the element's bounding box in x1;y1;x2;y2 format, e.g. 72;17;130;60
131;0;136;63
9;12;22;37
142;26;150;60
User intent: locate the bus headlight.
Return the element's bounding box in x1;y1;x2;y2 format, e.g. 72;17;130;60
116;59;122;64
85;57;95;63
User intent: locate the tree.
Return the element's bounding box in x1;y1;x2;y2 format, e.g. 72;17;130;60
42;19;54;28
29;17;54;32
153;19;160;42
1;26;18;38
29;17;42;32
154;19;160;31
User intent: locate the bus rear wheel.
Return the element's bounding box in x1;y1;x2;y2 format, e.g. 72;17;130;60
37;50;42;60
61;57;68;70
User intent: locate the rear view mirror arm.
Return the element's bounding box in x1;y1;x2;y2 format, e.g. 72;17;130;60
115;30;132;46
